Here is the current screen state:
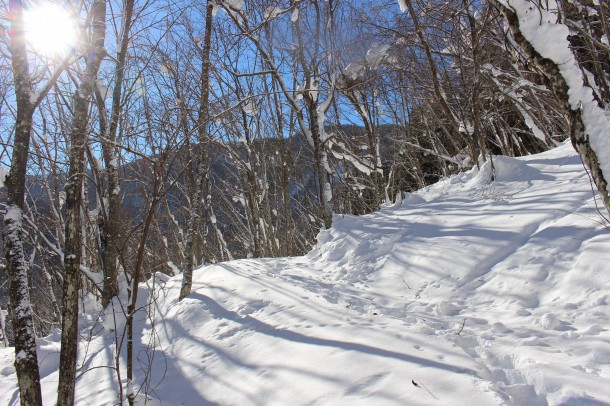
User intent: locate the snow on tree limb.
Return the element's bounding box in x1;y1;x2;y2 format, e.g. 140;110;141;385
492;0;610;213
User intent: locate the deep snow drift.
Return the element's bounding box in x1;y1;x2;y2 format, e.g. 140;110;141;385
1;142;609;405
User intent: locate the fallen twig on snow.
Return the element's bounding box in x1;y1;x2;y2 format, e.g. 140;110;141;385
412;379;439;400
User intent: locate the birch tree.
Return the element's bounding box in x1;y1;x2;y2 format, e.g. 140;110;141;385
180;0;215;301
58;0;107;403
2;0;76;403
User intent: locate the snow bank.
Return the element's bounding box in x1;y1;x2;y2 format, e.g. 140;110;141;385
1;143;608;405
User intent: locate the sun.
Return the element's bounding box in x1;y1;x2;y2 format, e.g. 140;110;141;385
24;2;78;57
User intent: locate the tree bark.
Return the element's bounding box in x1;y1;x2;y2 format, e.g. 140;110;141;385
100;0;135;308
292;0;333;228
3;0;43;403
126;160;163;406
180;0;214;301
464;1;488;166
57;1;107;404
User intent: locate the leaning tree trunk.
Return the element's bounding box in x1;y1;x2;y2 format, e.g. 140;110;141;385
3;1;43;404
492;0;610;215
57;1;107;405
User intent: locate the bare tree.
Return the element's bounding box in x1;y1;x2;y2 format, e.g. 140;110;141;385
58;0;107;404
2;0;76;403
180;0;215;301
96;0;136;308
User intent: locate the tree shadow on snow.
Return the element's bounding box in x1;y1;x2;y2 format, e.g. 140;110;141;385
557;396;610;406
188;292;478;376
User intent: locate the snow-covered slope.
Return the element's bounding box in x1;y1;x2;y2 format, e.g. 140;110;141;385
1;142;609;405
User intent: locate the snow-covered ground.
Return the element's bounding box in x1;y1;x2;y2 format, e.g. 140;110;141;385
1;142;609;405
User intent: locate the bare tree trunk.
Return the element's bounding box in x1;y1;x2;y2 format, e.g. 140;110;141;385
292;0;333;228
100;0;135;308
126;160;164;406
308;101;333;228
3;1;42;403
57;1;107;404
41;261;60;321
464;1;488;165
0;305;9;347
180;0;214;301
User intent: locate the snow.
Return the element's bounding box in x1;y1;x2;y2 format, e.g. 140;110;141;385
96;79;109;99
0;167;8;189
344;44;392;80
365;44;391;69
232;193;247;207
14;351;26;363
344;61;365;80
309;78;319;102
242;99;257;116
79;265;104;290
4;206;23;224
398;0;407;13
222;0;243;12
1;143;609;405
264;6;282;20
165;261;181;277
515;103;547;142
329;143;374;175
0;309;7;347
213;0;244;22
504;0;610;189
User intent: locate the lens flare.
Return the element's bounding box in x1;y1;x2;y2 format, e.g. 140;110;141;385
24;2;78;56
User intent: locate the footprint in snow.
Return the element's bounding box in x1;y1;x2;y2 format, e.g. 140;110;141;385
215;325;243;340
236;299;271;317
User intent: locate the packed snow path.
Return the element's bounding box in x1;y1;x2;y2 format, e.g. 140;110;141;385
1;143;609;405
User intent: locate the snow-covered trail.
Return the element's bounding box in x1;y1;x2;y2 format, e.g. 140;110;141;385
1;143;609;405
295;145;610;405
147;260;501;405
142;143;608;405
